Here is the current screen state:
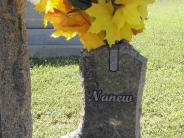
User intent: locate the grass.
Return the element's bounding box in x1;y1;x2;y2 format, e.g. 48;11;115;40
31;0;184;138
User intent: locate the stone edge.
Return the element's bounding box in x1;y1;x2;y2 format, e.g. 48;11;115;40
29;45;82;58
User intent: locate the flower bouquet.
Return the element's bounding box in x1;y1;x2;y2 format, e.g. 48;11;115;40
35;0;155;51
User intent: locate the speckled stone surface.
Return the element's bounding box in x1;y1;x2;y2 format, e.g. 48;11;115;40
61;42;147;138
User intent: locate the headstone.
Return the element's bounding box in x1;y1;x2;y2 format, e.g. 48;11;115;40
62;41;147;138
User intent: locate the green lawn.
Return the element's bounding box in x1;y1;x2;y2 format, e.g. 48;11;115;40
31;0;184;138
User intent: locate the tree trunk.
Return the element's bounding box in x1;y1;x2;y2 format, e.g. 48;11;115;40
0;0;32;138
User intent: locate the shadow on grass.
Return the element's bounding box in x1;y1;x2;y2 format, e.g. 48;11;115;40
30;56;79;67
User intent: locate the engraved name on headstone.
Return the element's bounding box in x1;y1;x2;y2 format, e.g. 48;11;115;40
91;90;133;103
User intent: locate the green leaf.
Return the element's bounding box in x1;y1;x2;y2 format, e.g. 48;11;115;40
70;0;92;10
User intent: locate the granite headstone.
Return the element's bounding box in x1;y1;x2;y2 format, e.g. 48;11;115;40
62;41;147;138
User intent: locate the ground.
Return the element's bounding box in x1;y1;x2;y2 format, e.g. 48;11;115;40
30;0;184;138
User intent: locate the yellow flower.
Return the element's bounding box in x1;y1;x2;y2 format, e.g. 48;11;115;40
86;0;121;45
35;0;58;13
35;0;155;51
44;10;90;39
80;32;105;51
86;0;155;47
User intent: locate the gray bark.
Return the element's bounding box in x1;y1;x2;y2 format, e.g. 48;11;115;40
0;0;32;138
